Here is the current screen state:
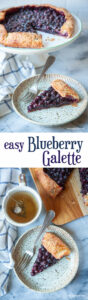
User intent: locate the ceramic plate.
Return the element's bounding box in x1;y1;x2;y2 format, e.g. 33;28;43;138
0;13;81;55
13;225;79;293
12;74;88;126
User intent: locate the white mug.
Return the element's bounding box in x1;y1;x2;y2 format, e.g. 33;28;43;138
2;174;42;227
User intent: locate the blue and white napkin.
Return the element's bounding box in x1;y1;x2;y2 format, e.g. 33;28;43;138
0;168;21;297
0;51;35;117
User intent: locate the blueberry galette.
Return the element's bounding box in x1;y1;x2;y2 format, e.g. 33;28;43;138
31;232;70;276
0;5;75;48
79;168;88;206
34;168;73;198
28;79;79;112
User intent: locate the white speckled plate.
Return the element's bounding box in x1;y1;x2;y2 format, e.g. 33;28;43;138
13;225;79;293
12;74;88;126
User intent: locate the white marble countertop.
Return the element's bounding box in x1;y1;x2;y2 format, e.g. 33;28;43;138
0;0;88;133
1;168;88;300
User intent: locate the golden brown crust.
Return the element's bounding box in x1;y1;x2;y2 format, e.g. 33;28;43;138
84;194;88;206
51;79;79;101
60;9;74;38
0;5;75;48
34;168;62;199
0;11;6;21
42;232;70;259
0;24;7;39
0;25;43;48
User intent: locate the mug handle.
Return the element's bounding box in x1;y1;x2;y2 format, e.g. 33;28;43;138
19;173;26;187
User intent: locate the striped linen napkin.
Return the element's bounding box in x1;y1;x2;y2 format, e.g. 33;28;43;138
0;51;35;117
0;168;21;297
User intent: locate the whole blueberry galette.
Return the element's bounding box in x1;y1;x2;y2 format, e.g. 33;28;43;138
0;5;75;48
28;79;79;112
31;232;70;276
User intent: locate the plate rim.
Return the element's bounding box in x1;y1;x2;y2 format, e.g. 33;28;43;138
12;73;88;127
0;14;81;54
13;224;79;293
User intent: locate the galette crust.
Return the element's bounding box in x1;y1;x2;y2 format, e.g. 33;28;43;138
42;232;70;259
84;194;88;206
0;11;6;21
34;168;62;199
60;9;74;38
52;79;79;101
0;25;43;48
0;5;75;48
0;24;7;39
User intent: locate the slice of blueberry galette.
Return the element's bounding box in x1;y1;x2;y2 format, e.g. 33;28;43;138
0;5;75;48
79;168;88;206
31;232;70;276
28;79;79;112
34;168;73;198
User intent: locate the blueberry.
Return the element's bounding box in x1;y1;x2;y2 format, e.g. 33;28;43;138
79;168;88;195
4;5;66;34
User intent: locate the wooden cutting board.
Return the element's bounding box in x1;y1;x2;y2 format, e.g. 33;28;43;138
30;168;88;225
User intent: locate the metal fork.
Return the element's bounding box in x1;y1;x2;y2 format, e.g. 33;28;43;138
22;55;55;101
15;210;55;273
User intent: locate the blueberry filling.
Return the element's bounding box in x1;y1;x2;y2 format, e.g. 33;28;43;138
2;6;66;35
27;86;77;112
79;168;88;196
44;168;73;188
31;245;57;276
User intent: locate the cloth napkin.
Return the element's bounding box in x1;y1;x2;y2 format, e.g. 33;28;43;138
0;51;35;117
0;168;21;297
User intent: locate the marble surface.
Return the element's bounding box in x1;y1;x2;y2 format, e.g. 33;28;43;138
0;0;88;132
1;168;88;300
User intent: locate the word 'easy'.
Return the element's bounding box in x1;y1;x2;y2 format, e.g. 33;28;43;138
4;142;24;152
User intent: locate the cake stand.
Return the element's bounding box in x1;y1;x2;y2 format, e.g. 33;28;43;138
0;14;81;67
